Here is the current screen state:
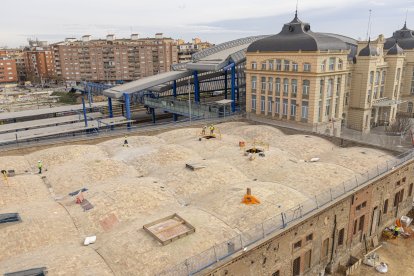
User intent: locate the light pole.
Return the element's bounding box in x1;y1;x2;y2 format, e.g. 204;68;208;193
188;79;192;122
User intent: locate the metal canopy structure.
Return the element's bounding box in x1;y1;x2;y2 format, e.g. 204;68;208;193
0;102;109;121
103;35;269;99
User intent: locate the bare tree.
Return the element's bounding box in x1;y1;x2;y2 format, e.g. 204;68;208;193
386;113;413;135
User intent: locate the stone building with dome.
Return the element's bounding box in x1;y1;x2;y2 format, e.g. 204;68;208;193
245;13;412;134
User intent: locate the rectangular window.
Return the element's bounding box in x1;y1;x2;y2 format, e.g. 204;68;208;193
293;240;302;249
383;199;389;213
302;101;309;119
329;57;335;71
320;80;324;99
251;62;257;70
382;71;387;85
261;96;265;112
275;78;281;96
394;192;399;207
326;99;331;116
251;76;257;90
261;77;266;92
268;97;273;113
283;99;288;115
283;79;289;96
321;61;326;72
268;77;273;93
291;79;298;97
275;98;280;114
411;70;414;94
327;79;333;97
338;228;345;246
322;238;329;258
292;62;298;72
276;59;282;71
284;60;290;71
303;80;310;99
380;86;384;98
261;62;266;70
251;95;256;110
353;219;358;234
304;249;312;270
375;71;380;85
303;63;311;72
306;233;313;241
291;100;297;118
293;256;301;276
359;215;365;231
269;60;274;70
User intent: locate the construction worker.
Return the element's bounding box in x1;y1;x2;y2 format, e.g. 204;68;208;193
123;135;129;147
201;125;207;136
37;160;43;174
209;124;215;135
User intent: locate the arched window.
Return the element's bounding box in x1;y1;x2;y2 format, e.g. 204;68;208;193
408;102;413;114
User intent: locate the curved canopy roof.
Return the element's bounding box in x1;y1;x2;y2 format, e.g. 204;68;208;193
384;23;414;50
247;14;349;53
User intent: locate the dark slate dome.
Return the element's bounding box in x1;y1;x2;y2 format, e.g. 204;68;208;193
384;22;414;50
247;14;348;53
387;42;404;55
358;40;379;57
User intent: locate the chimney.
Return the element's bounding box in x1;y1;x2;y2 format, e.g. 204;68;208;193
106;34;115;41
131;34;139;40
82;35;91;42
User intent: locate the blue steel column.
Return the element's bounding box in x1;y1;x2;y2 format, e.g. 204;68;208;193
224;71;228;99
193;71;200;103
81;97;88;127
108;97;113;118
151;108;156;124
173;80;178;121
231;65;236;112
124;93;131;129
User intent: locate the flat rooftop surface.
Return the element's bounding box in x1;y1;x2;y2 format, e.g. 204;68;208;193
0;122;396;275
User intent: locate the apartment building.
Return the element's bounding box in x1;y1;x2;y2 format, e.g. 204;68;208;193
23;41;56;83
0;57;18;83
177;37;214;63
51;33;178;83
245;14;408;134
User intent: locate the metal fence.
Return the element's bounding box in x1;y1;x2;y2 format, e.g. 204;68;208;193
157;150;414;276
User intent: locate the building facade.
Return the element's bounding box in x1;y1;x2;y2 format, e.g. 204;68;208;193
177;38;214;63
23;41;56;84
51;33;178;83
245;14;409;134
0;57;18;83
205;160;414;276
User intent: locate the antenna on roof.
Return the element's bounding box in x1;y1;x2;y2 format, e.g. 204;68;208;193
404;9;408;28
295;0;299;18
366;9;372;41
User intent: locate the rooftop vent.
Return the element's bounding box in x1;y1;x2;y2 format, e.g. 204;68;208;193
0;213;21;224
4;267;47;276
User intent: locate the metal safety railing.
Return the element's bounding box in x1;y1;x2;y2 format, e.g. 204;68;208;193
157;150;414;276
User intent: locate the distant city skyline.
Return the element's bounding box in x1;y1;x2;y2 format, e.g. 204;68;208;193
1;0;413;48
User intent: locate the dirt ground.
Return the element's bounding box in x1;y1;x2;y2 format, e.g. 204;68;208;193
358;230;414;275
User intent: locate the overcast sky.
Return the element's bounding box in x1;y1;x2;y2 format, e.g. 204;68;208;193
1;0;413;47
